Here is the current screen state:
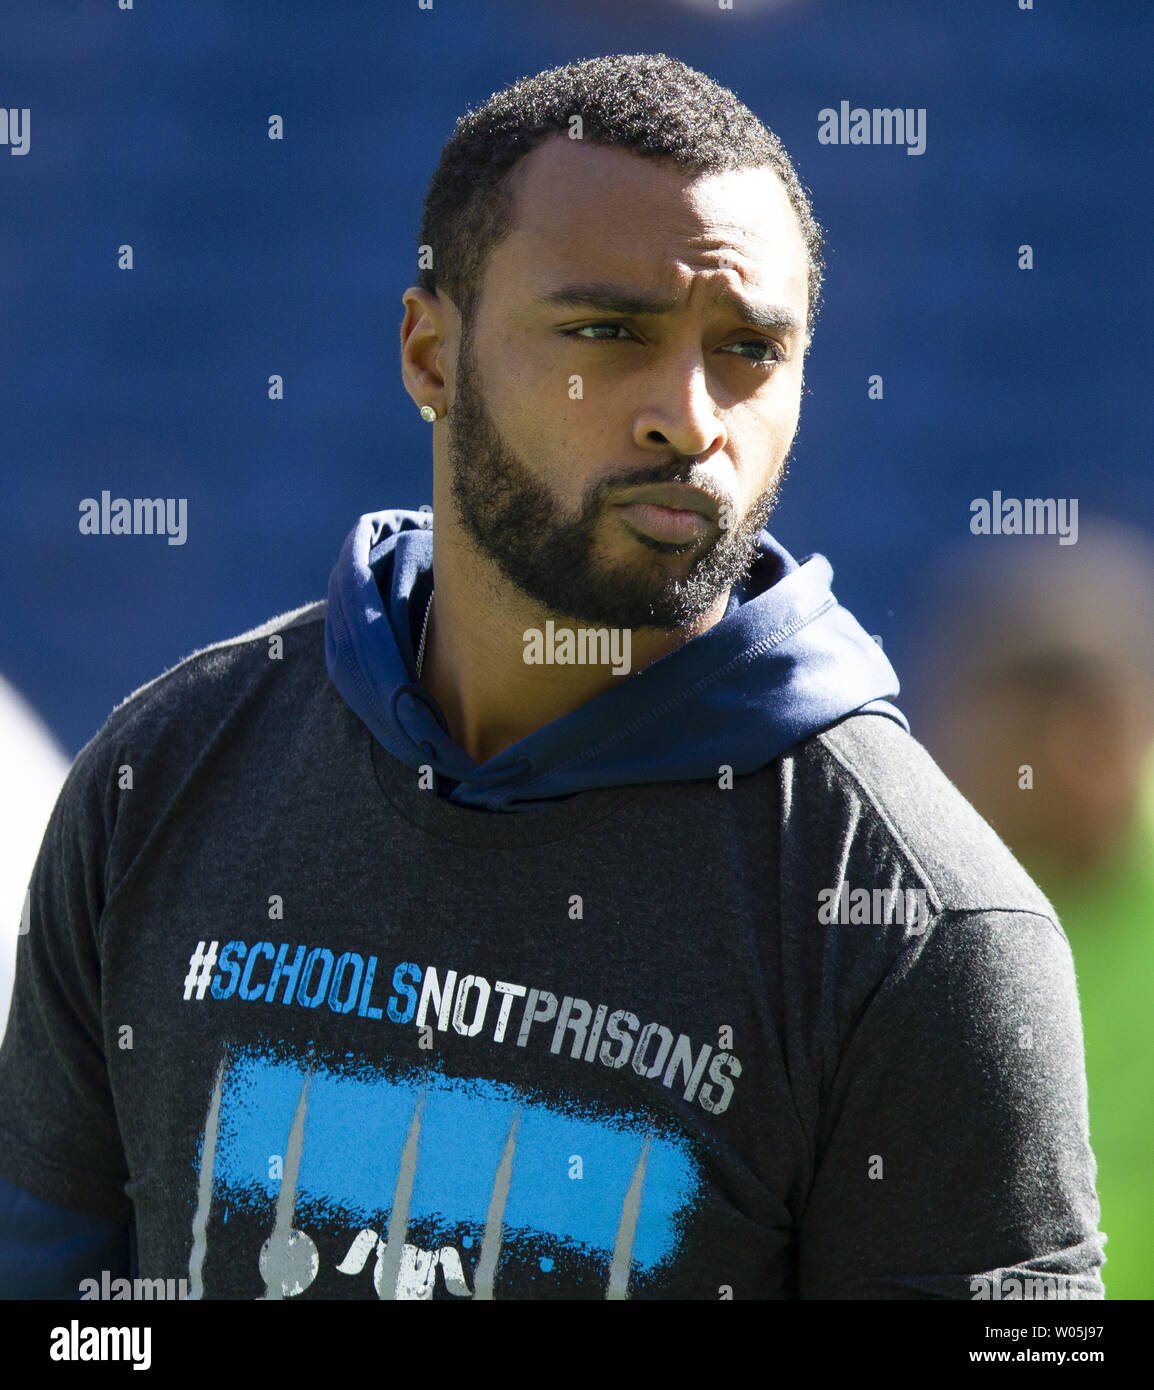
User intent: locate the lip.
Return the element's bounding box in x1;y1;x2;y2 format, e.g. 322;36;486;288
614;502;713;545
615;484;720;523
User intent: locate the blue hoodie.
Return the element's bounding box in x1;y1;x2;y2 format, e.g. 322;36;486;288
324;509;907;811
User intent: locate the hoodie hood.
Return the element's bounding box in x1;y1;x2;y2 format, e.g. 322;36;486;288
325;509;908;812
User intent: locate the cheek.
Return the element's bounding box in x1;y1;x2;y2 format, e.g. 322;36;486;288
764;385;803;462
486;377;604;505
775;367;805;431
523;385;616;480
739;391;802;470
468;354;548;449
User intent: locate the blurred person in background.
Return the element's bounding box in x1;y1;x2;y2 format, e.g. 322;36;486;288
915;519;1154;1300
0;675;71;1032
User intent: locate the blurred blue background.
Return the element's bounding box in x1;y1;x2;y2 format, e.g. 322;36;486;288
2;0;1151;754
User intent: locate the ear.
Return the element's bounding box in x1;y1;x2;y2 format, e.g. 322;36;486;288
400;286;456;413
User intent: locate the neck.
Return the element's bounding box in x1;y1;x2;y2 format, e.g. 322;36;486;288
421;533;727;765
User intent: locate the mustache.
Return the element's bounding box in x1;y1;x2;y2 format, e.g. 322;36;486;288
592;463;731;512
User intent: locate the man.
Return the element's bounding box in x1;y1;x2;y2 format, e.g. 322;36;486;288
0;53;1103;1300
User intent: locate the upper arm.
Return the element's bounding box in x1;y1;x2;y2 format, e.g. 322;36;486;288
798;910;1105;1299
0;741;133;1227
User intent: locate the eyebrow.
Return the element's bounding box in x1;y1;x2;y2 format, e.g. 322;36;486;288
536;281;804;338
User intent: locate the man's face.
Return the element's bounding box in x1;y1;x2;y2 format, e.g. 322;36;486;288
444;135;810;631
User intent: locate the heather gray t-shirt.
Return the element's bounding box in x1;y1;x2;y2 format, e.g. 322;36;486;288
0;603;1105;1299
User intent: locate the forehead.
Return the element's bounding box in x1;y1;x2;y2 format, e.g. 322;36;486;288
496;135;809;309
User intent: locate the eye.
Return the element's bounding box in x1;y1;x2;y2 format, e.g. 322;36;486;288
720;339;786;370
562;323;635;341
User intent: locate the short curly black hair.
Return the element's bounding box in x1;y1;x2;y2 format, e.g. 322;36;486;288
415;53;824;337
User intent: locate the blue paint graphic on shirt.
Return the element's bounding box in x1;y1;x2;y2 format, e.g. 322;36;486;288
210;1048;698;1273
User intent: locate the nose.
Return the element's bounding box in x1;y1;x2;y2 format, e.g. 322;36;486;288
632;351;727;462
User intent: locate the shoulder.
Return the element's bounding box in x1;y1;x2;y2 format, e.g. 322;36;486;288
63;600;328;818
95;600;323;745
783;711;1058;926
109;598;324;720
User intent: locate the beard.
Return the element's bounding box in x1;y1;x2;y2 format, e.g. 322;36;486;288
445;314;788;631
